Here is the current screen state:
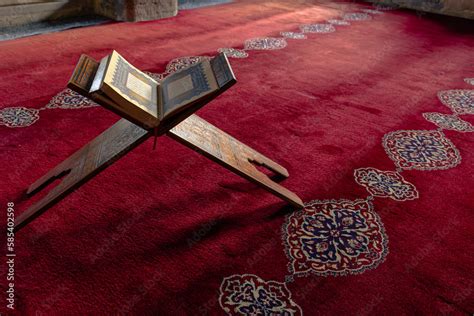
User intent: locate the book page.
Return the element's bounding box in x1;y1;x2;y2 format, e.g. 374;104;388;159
160;60;218;119
167;74;194;99
103;51;159;118
210;53;236;89
126;73;153;101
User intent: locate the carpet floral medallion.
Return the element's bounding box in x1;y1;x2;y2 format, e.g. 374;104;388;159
217;48;249;58
219;274;302;315
299;24;336;34
45;88;98;109
382;130;461;171
244;37;288;50
0;106;40;128
437;90;474;114
354;168;419;201
343;12;372;21
423;112;474;132
280;32;307;40
282;199;388;277
165;56;211;74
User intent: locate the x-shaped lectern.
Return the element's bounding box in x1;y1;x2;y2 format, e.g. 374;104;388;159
14;54;303;232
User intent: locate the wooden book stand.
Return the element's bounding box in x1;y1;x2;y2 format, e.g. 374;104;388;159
14;56;303;232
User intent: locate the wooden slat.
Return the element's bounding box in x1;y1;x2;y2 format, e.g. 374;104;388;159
15;115;303;232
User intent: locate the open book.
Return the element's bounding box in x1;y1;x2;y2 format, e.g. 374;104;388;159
68;50;236;130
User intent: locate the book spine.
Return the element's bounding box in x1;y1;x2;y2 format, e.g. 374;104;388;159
68;55;99;95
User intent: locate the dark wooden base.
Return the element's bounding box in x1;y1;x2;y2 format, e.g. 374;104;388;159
15;115;303;232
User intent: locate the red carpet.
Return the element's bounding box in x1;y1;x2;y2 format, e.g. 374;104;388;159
1;0;473;314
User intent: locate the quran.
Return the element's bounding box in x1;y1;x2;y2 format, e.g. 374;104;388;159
69;50;236;129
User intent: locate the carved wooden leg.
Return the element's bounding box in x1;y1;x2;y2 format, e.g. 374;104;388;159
168;115;304;208
15;119;150;231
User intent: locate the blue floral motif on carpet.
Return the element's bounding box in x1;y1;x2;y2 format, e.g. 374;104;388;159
283;199;388;277
219;274;302;315
383;130;461;170
354;168;419;201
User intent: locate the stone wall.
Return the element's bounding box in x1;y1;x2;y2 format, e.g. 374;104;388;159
93;0;126;21
0;0;94;28
93;0;177;21
0;0;178;29
127;0;178;21
372;0;474;19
